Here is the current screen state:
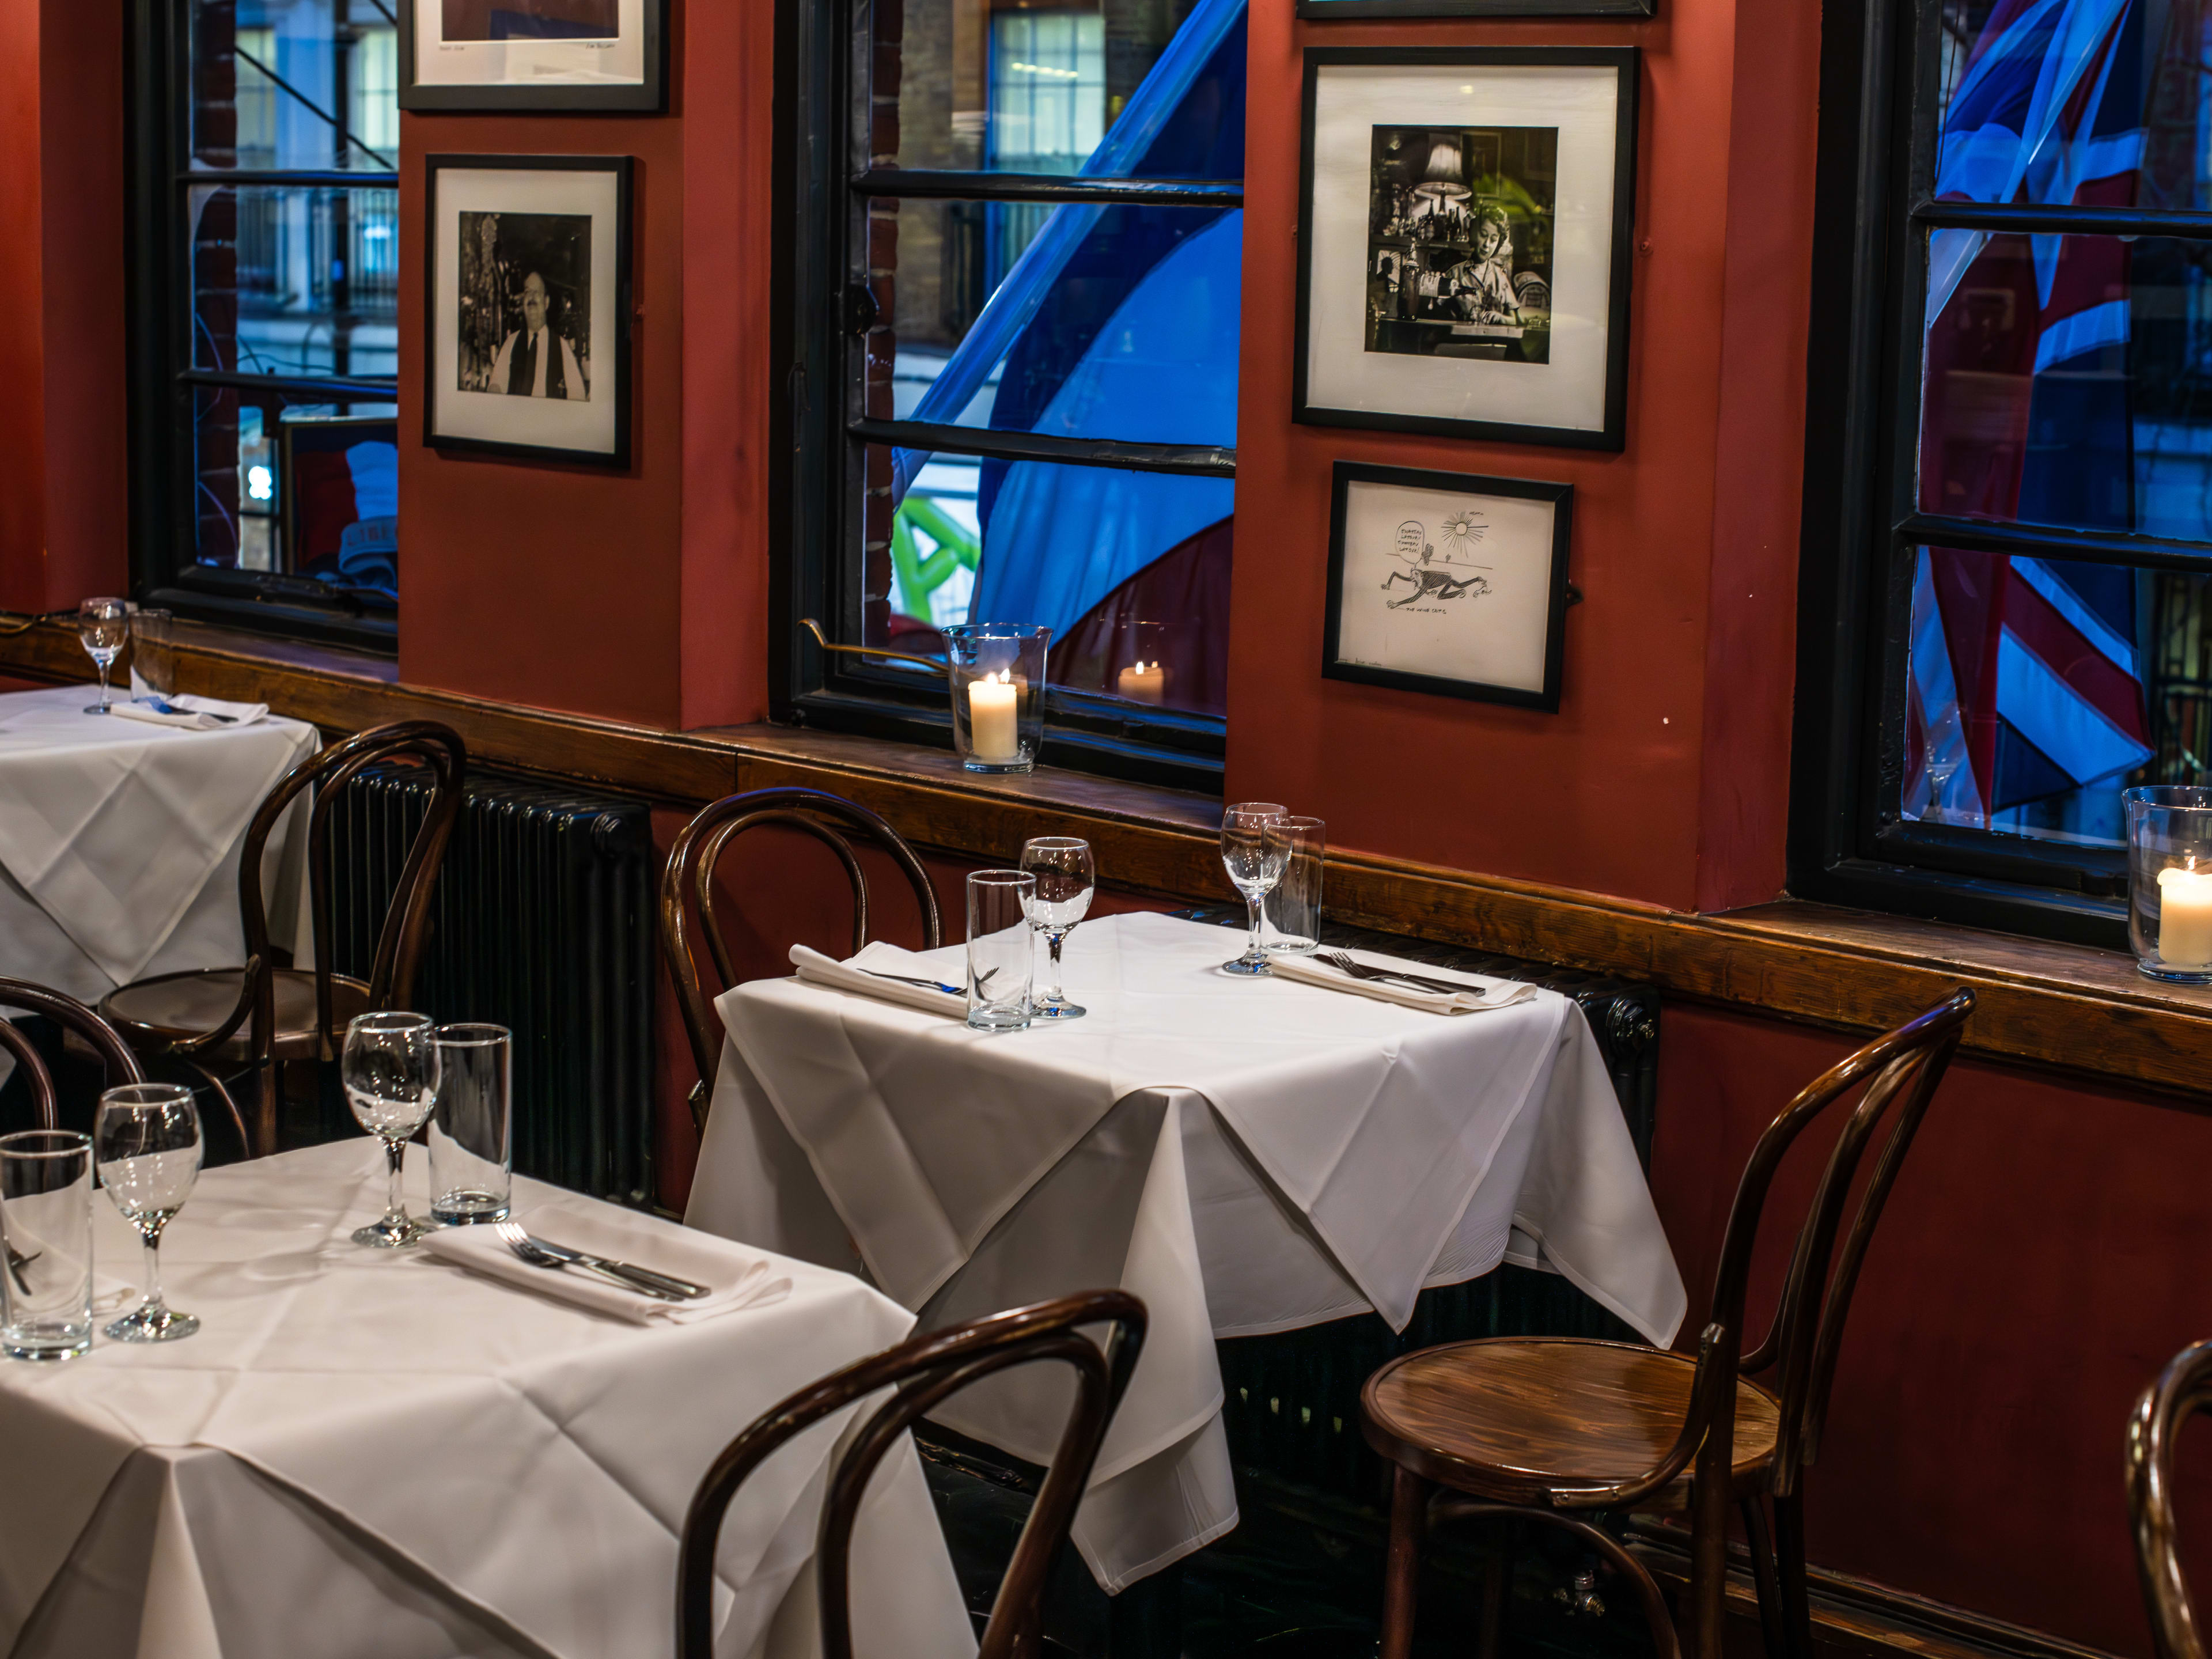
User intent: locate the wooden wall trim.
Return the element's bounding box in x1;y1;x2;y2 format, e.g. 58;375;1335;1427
8;619;2210;1102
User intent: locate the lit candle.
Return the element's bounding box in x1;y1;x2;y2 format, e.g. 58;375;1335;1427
967;669;1021;763
2160;865;2212;968
1116;660;1165;704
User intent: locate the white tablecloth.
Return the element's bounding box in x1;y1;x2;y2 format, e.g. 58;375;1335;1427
686;911;1686;1592
0;1141;975;1659
0;685;320;1002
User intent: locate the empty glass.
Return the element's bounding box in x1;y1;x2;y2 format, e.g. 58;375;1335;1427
0;1130;94;1361
429;1024;513;1225
967;870;1037;1032
77;597;128;715
131;608;176;699
344;1012;442;1248
1020;837;1094;1020
1220;803;1290;975
94;1084;202;1343
1263;817;1326;957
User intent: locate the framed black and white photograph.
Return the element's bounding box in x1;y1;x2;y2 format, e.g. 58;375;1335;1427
1323;463;1573;711
1295;48;1638;452
399;0;666;112
425;155;632;469
1298;0;1650;18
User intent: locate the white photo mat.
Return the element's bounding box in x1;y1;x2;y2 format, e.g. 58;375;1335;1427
411;0;649;89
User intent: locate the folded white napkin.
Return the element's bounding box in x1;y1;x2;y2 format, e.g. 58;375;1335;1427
1268;952;1540;1015
419;1206;792;1325
790;942;968;1017
109;694;268;731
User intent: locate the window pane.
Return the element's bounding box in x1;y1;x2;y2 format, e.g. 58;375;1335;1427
874;0;1245;180
191;185;400;380
191;1;399;173
1918;231;2212;541
869;199;1238;446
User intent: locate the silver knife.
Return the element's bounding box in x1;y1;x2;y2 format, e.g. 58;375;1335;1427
524;1233;711;1300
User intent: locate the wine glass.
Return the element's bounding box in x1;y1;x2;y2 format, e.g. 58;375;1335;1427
1220;803;1290;975
343;1012;442;1248
94;1083;203;1343
1019;837;1095;1020
77;597;128;716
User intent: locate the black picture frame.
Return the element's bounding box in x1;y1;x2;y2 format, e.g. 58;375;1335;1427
1321;462;1573;712
1293;47;1639;452
399;0;668;113
423;154;634;470
1298;0;1650;14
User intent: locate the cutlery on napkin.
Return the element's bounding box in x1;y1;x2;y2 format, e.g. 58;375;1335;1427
789;944;968;1017
421;1211;792;1325
1267;951;1539;1015
110;694;268;731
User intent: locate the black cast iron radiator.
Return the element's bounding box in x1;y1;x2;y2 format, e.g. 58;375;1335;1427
320;763;656;1207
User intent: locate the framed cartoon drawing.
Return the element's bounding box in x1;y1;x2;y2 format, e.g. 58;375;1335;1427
1322;463;1573;711
400;0;667;112
1294;47;1638;451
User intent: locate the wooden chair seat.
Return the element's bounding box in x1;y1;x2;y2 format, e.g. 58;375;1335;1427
1363;1336;1782;1510
101;969;371;1063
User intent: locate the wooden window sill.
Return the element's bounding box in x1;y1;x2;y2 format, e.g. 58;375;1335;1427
0;618;2202;1098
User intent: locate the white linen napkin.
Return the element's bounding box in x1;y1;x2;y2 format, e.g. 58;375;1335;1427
790;942;968;1017
1268;951;1540;1015
108;694;268;731
419;1206;793;1325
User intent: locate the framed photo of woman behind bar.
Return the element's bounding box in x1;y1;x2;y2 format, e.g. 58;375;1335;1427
1294;47;1638;451
400;0;667;112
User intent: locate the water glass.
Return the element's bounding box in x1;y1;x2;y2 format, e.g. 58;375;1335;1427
77;597;128;716
1020;837;1094;1020
0;1131;94;1361
2126;787;2212;982
429;1024;513;1225
94;1084;202;1343
343;1012;442;1247
967;870;1036;1032
1220;802;1290;975
1263;817;1326;956
131;608;176;699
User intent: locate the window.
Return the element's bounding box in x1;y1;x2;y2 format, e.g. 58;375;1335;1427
1796;0;2212;945
127;0;402;647
777;0;1246;786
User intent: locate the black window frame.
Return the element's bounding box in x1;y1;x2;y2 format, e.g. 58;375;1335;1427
124;0;403;654
769;0;1241;793
1789;0;2195;950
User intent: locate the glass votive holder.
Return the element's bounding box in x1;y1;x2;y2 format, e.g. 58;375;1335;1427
2126;786;2212;982
967;870;1036;1032
1263;817;1326;956
944;624;1050;774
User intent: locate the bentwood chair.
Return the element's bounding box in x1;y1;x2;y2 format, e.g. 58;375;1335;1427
99;721;465;1158
661;787;942;1133
2128;1339;2212;1659
677;1289;1145;1659
0;978;146;1130
1360;989;1975;1659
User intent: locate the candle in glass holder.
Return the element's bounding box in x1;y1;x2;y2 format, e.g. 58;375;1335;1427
1117;660;1165;704
2159;865;2212;968
968;669;1021;763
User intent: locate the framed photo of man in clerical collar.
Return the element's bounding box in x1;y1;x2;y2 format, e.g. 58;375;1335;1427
399;0;667;112
425;155;632;469
1294;48;1638;452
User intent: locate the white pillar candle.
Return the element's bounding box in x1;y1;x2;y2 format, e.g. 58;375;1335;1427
2158;865;2212;968
1116;660;1165;704
967;669;1021;762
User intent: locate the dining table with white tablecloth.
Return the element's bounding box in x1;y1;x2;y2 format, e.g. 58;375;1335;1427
0;1138;975;1659
685;910;1687;1593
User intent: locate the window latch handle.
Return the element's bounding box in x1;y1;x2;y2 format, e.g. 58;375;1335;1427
844;282;880;337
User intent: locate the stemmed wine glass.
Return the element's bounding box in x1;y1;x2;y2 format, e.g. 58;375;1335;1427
1020;836;1095;1019
1220;802;1290;976
343;1012;442;1248
94;1083;203;1342
77;597;128;716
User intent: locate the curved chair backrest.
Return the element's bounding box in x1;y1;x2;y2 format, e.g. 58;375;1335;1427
661;787;942;1127
677;1290;1145;1659
2130;1339;2212;1659
0;977;147;1130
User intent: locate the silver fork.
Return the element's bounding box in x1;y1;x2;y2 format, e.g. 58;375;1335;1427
4;1243;36;1297
1321;950;1486;998
494;1221;685;1302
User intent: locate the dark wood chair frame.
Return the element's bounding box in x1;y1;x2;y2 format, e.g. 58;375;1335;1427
0;978;147;1130
99;721;465;1157
1363;988;1975;1659
676;1289;1146;1659
661;786;943;1133
2130;1338;2212;1659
